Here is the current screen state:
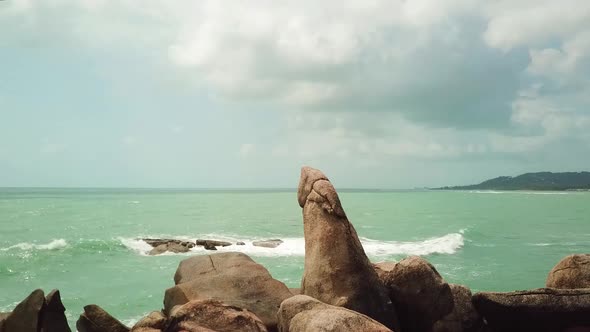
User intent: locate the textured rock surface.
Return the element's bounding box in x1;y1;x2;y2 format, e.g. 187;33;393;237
3;289;45;332
547;254;590;289
144;239;194;255
473;288;590;332
252;239;283;248
131;311;166;331
381;256;454;332
196;239;232;249
43;289;72;332
76;304;130;332
433;284;484;332
297;166;399;330
167;299;267;332
277;295;392;332
165;252;292;331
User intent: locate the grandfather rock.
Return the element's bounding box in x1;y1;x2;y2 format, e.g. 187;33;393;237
297;166;399;330
3;289;45;332
381;256;454;332
278;295;392;332
131;311;166;331
76;304;129;332
42;289;72;332
433;284;484;332
473;288;590;332
165;252;292;331
252;239;283;248
167;299;267;332
547;254;590;289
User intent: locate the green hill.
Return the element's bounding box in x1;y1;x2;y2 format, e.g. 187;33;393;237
437;172;590;191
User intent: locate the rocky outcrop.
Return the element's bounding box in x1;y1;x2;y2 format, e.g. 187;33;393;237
143;239;194;255
252;239;283;248
380;256;454;332
472;288;590;332
43;289;72;332
76;304;130;332
297;166;399;330
547;254;590;289
2;289;46;332
196;239;232;250
166;299;268;332
277;295;392;332
130;311;166;331
164;252;292;331
433;284;484;332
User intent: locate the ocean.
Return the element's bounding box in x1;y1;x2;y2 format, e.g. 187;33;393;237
0;188;589;327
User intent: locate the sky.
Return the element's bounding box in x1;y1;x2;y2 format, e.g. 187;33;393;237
0;0;589;188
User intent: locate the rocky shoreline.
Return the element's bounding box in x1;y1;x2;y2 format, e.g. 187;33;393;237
1;167;590;332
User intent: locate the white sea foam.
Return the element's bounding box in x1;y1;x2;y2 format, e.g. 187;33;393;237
119;232;464;257
0;239;68;251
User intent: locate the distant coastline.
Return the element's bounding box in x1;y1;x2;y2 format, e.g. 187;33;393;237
434;171;590;191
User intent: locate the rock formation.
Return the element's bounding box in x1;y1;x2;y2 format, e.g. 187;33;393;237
297;166;399;331
43;289;73;332
379;256;454;332
432;284;484;332
164;252;293;331
277;295;392;332
547;254;590;289
130;311;167;331
472;288;590;332
143;239;194;255
2;289;45;332
76;304;130;332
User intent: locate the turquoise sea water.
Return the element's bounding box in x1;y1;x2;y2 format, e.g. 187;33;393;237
0;188;589;327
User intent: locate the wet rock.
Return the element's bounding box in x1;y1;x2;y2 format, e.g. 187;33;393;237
165;252;292;331
380;256;454;332
76;304;130;332
167;299;267;332
277;295;392;332
252;239;283;248
144;239;194;255
297;166;399;330
236;242;246;246
131;311;166;331
547;254;590;289
433;284;484;332
196;239;232;248
42;289;72;332
3;289;46;332
472;288;590;332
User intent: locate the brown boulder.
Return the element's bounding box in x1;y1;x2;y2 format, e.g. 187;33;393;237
380;256;454;332
42;289;72;332
164;252;292;331
167;299;267;332
277;295;392;332
76;304;130;332
297;166;399;330
3;289;46;332
432;284;484;332
547;254;590;289
131;311;166;331
472;288;590;332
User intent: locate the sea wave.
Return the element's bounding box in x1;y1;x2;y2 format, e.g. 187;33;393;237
0;239;68;251
119;231;464;257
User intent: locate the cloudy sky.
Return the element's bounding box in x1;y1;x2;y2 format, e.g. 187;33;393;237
1;0;589;188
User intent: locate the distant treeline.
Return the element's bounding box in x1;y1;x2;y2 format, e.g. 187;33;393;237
436;172;590;191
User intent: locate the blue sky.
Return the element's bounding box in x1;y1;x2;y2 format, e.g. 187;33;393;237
1;0;589;188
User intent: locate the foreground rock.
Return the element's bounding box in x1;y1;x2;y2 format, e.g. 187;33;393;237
130;311;167;331
433;284;484;332
143;239;194;255
252;239;283;248
165;252;293;331
43;290;73;332
76;304;130;332
277;295;392;332
3;289;46;332
472;288;590;332
297;167;399;330
380;256;454;332
547;254;590;289
167;299;268;332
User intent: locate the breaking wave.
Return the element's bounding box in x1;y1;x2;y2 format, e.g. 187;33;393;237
0;239;68;251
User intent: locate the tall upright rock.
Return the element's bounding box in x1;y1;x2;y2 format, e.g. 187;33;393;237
297;166;400;331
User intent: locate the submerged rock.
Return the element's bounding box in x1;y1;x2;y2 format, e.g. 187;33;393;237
297;166;399;330
472;288;590;332
76;304;130;332
143;239;194;255
380;256;454;332
196;239;232;251
167;299;268;332
164;252;292;331
433;284;484;332
277;295;392;332
252;239;283;248
547;254;590;289
3;289;45;332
